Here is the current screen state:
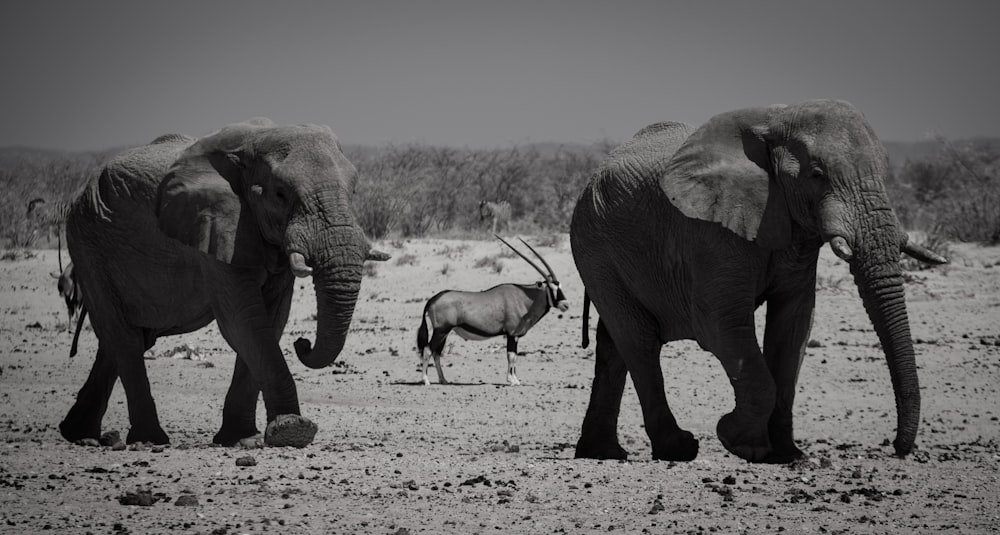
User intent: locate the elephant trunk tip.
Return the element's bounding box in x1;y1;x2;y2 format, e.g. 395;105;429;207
294;337;335;369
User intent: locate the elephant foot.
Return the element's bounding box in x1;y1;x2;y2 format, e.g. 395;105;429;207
59;417;101;444
763;433;804;464
126;425;169;446
213;425;261;447
575;437;628;460
762;443;805;464
651;429;700;462
717;412;771;462
264;414;317;448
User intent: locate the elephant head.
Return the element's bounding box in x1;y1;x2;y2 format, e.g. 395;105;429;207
160;118;389;370
660;99;945;456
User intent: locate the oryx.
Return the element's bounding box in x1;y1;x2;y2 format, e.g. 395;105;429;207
415;236;568;385
50;231;87;357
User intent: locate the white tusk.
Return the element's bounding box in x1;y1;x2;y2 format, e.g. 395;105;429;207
829;236;853;262
289;252;313;277
902;241;948;265
366;249;391;262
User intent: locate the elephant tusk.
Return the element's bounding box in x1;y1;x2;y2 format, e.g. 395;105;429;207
366;249;391;262
902;241;948;265
829;236;853;262
289;252;313;277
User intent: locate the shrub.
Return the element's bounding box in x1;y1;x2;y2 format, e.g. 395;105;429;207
396;253;418;266
474;254;504;273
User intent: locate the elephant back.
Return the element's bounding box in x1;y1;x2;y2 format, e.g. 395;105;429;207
582;121;694;218
73;135;196;223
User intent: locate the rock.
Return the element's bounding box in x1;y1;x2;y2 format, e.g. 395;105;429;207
236;455;257;467
264;414;318;448
174;495;198;506
111;441;126;451
118;489;155;506
648;498;665;514
75;438;101;447
99;431;121;447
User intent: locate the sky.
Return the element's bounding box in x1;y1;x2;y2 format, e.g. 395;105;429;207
1;1;998;151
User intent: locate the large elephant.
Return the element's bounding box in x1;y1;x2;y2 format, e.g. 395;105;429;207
61;118;389;447
570;100;947;463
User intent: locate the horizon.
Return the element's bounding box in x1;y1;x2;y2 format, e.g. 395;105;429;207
2;1;999;152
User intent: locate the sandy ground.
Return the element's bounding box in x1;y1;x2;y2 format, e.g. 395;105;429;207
1;237;999;534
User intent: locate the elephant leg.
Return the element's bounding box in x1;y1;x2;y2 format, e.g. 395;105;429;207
761;289;816;463
601;306;698;461
213;357;260;446
214;273;293;446
211;271;312;446
115;332;169;444
60;346;118;442
575;320;630;460
703;325;776;462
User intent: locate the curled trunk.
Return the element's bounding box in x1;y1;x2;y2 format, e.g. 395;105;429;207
294;266;362;369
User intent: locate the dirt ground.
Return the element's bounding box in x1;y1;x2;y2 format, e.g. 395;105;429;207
1;237;999;534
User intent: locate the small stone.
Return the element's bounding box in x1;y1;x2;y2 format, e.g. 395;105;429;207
111;441;126;451
722;475;736;485
648;499;665;515
118;489;155;506
174;495;199;506
99;431;121;447
236;455;257;467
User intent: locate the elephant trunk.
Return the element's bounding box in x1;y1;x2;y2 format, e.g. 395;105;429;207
848;234;920;456
285;188;367;369
294;265;362;369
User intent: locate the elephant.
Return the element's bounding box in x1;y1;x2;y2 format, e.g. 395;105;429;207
61;118;390;448
570;100;947;463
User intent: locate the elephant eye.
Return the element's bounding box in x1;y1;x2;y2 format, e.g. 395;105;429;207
810;167;825;179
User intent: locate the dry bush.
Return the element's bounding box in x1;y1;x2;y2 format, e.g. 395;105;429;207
395;253;418;266
891;137;1000;245
474;254;504;273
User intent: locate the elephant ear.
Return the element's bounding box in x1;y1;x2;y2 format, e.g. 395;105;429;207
660;106;792;249
157;119;277;265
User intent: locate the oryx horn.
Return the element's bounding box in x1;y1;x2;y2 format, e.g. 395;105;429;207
517;237;557;282
495;235;549;280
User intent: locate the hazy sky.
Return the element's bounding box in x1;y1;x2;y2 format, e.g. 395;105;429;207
2;1;998;150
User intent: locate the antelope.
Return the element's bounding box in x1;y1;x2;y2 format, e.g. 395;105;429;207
50;231;87;357
479;200;511;234
415;236;568;385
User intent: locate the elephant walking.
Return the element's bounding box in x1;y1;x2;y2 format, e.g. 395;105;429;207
61;119;388;447
570;100;946;463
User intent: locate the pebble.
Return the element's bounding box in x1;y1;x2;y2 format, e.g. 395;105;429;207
236;455;257;467
174;495;199;506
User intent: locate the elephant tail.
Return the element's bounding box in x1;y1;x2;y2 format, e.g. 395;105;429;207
581;291;591;349
69;306;87;358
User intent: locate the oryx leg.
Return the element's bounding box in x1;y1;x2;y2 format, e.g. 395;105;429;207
506;335;521;386
428;328;450;385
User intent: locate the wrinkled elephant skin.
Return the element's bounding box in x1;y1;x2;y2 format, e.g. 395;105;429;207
60;119;389;447
571;100;945;463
